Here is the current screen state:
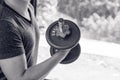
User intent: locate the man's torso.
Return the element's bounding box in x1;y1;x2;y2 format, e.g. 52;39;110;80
0;2;40;80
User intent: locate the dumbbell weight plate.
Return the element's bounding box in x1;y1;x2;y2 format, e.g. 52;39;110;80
46;20;81;49
50;44;81;64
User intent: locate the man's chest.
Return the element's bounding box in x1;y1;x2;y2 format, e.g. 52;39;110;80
19;20;40;51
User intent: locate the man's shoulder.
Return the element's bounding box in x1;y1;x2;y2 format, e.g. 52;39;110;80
0;17;18;28
0;18;14;26
0;18;20;35
0;2;17;21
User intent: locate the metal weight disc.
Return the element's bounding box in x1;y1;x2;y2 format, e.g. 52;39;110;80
46;19;81;49
50;44;81;64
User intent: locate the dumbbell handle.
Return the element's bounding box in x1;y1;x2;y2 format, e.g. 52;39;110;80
56;18;70;38
58;19;63;33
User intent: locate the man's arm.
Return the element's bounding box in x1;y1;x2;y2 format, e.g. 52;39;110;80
0;17;70;80
0;49;70;80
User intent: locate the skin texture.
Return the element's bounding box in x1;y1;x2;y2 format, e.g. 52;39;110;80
0;0;71;80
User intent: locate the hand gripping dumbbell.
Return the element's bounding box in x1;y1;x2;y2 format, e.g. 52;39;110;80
46;18;81;64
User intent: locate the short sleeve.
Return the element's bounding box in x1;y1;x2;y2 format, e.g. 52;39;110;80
0;20;24;59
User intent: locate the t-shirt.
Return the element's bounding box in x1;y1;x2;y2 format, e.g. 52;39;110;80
0;2;40;80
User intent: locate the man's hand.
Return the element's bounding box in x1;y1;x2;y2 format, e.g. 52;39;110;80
55;49;71;61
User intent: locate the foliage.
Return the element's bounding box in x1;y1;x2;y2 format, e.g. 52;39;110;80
81;13;120;43
57;0;119;20
57;0;120;43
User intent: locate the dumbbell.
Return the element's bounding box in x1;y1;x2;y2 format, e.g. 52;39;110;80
46;18;81;64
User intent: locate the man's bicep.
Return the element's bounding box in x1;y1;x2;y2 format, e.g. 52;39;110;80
0;54;27;80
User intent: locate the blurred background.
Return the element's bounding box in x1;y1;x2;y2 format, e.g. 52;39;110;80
36;0;120;80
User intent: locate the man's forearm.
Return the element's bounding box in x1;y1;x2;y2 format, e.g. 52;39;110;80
21;51;68;80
